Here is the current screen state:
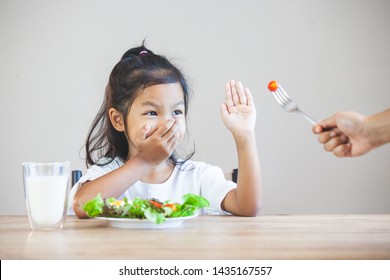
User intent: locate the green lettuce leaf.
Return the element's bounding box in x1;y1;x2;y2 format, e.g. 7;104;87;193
171;194;210;217
182;193;210;208
144;207;166;224
81;193;104;217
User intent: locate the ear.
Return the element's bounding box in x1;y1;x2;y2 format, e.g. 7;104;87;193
109;108;125;132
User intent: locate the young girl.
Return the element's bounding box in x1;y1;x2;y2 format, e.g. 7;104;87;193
70;45;262;218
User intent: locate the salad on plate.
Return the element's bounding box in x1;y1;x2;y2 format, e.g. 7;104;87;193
82;193;210;224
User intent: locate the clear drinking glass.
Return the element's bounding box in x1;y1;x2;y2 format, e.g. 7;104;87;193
22;161;71;230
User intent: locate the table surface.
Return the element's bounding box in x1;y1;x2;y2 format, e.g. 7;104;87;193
1;214;389;260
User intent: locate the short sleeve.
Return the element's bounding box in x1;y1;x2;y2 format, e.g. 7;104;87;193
199;165;236;215
67;158;123;215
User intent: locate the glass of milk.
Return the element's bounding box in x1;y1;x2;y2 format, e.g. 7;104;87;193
22;161;71;230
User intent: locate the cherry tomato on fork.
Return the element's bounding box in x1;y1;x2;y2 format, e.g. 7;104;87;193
268;80;278;92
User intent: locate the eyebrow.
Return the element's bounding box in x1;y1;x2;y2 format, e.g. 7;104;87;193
140;101;185;108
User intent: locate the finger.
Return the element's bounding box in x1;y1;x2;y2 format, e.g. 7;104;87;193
317;128;345;143
167;131;180;149
164;131;181;159
236;81;247;105
323;135;349;152
176;131;181;146
230;80;240;106
317;131;335;144
155;119;175;138
220;103;229;117
161;121;180;142
333;143;352;157
245;87;254;107
225;82;234;108
318;114;338;130
312;124;323;134
136;125;151;142
314;122;343;135
330;128;345;138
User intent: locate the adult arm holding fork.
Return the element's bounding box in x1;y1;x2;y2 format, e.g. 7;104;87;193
313;109;390;157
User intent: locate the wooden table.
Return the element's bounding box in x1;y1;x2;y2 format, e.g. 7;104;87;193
1;215;389;259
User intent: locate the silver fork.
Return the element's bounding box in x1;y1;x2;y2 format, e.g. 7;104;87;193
269;82;317;125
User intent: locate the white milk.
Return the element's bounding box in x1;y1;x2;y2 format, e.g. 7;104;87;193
25;176;68;226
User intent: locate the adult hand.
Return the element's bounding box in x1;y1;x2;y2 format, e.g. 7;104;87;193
313;111;373;157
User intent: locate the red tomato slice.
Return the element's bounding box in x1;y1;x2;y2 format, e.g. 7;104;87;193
149;200;162;208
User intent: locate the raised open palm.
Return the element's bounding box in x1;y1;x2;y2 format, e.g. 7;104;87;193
221;80;256;135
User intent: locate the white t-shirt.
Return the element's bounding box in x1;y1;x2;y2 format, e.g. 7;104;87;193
68;158;236;215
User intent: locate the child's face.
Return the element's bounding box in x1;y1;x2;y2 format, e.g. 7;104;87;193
126;82;186;156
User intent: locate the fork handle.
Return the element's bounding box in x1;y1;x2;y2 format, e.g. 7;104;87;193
296;110;318;126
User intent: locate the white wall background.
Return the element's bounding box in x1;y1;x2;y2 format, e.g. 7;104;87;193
1;0;389;215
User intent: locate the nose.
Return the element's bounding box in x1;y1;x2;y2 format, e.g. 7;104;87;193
158;115;175;125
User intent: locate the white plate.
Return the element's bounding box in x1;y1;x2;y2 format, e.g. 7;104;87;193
94;214;198;229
